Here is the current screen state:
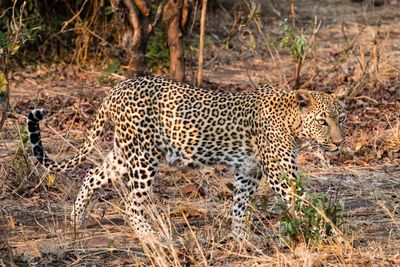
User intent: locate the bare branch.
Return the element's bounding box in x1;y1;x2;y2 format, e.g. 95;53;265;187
150;1;166;32
122;0;141;35
60;0;90;32
267;0;281;18
134;0;151;17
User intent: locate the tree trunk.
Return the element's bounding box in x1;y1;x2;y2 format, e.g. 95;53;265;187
166;3;185;82
112;0;151;77
163;0;193;82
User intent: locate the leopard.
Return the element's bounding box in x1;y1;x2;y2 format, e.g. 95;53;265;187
27;75;347;241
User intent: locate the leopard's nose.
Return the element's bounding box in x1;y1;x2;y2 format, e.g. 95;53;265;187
332;138;344;147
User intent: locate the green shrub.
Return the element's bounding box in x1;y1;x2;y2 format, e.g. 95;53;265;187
278;174;346;246
146;27;169;72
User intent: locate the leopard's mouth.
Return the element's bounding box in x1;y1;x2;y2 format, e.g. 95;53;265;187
325;148;340;156
321;144;340;153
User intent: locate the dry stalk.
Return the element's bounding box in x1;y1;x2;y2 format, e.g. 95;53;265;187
342;22;364;73
267;0;281;18
55;109;82;160
61;0;90;32
377;201;400;229
249;5;286;85
310;16;322;64
197;0;208;87
349;24;391;96
10;117;31;188
349;95;378;104
290;0;296;28
372;27;390;83
182;213;208;266
47;124;103;166
294;31;305;88
204;9;242;68
74;0;102;63
305;24;366;89
246;71;258;89
371;30;379;78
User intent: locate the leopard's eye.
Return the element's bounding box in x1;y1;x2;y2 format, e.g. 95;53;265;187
339;116;346;123
317;119;327;126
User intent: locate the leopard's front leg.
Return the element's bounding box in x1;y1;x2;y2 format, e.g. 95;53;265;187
256;131;339;243
258;134;299;207
263;148;332;243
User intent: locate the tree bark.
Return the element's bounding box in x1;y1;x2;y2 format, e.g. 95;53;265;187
162;0;193;82
0;58;10;132
112;0;151;77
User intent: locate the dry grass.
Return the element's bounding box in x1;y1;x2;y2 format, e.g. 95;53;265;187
1;0;400;265
1;162;399;265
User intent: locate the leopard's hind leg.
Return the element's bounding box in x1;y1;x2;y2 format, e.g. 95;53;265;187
71;149;127;227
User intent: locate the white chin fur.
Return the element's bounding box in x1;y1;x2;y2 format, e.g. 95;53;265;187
325;149;340;156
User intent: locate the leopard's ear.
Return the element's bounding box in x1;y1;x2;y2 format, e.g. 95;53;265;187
296;89;315;107
332;85;348;100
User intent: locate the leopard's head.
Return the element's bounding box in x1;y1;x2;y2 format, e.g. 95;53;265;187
296;86;347;152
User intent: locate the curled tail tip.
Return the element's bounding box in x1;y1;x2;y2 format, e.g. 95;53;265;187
27;109;46;122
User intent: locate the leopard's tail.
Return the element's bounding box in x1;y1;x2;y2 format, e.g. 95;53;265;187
27;101;109;172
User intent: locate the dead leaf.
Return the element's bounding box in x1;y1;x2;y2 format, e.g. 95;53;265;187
48;174;56;185
7;216;16;230
181;183;200;197
171;203;207;218
355;142;363;152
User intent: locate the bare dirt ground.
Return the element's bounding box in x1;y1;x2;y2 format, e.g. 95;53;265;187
1;0;400;266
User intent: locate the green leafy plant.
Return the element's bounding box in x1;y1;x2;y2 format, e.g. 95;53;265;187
0;3;43;56
0;2;42;130
104;58;122;75
98;58;123;86
279;19;309;87
278;174;347;246
146;27;169;72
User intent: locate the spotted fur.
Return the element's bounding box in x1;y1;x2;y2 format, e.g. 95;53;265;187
27;75;346;240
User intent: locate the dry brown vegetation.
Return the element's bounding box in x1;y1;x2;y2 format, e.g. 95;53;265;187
1;0;399;266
